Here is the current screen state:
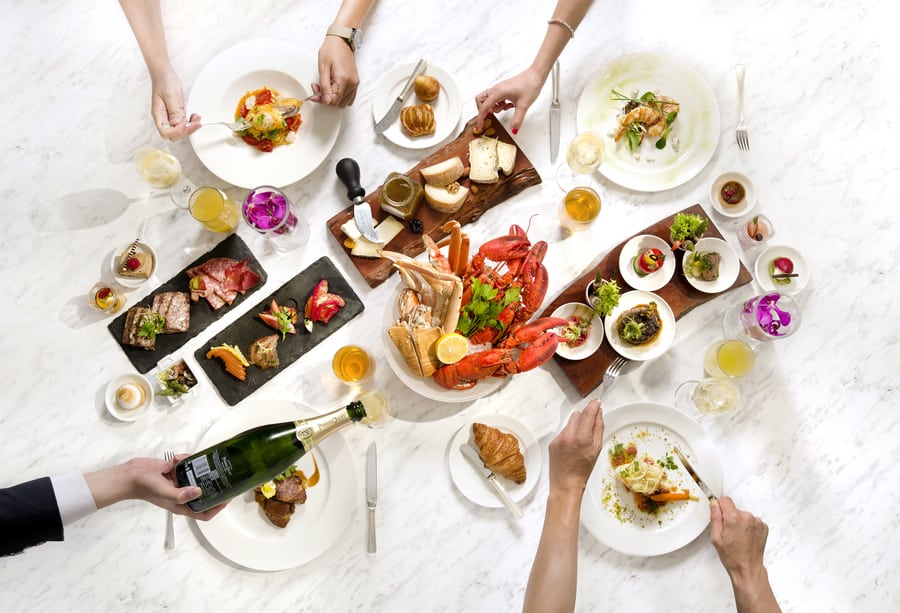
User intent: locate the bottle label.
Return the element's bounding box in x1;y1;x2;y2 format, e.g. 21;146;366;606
183;451;234;499
295;419;315;452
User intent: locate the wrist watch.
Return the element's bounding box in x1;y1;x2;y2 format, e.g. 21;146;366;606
326;24;363;52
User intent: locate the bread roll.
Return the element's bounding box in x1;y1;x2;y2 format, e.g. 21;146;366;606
414;75;440;102
400;104;436;137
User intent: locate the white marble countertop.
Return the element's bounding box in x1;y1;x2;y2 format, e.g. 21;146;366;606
1;0;898;611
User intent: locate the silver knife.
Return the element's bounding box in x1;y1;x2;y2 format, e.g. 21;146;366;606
366;441;377;553
335;158;379;243
549;60;561;163
374;59;427;134
673;447;717;501
459;444;523;519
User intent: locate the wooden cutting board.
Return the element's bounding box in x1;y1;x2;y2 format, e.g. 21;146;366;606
325;113;541;288
540;204;753;397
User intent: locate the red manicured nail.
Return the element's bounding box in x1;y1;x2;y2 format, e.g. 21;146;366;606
512;128;519;134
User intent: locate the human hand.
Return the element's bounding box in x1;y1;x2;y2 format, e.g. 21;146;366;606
149;63;200;141
314;36;360;107
474;67;545;134
710;497;770;578
548;399;605;499
124;454;226;521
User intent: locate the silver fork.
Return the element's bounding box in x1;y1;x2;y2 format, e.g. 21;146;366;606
601;357;628;393
164;450;175;550
204;101;307;131
735;64;749;151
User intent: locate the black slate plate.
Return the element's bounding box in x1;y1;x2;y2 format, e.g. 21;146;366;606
108;234;268;374
195;256;364;406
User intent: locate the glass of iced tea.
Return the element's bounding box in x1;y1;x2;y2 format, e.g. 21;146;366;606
332;345;373;383
703;339;755;378
189;187;239;233
559;186;601;231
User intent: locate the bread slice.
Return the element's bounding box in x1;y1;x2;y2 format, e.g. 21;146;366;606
424;183;469;213
468;136;499;184
420;157;465;187
497;141;517;175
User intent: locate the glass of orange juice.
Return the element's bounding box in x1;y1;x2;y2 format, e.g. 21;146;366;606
189;187;239;233
332;345;373;383
559;186;601;231
703;339;755;378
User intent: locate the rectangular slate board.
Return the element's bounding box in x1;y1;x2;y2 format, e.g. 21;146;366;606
325;113;542;288
195;256;364;406
540;204;753;397
108;234;268;374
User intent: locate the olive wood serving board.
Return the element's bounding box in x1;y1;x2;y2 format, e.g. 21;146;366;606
540;204;752;397
325;113;541;288
108;234;268;374
195;256;364;406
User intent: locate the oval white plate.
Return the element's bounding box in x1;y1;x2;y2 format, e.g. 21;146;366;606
188;39;342;188
576;52;721;192
382;283;505;403
681;237;740;294
580;401;722;556
194;399;355;571
448;415;541;509
709;171;757;218
372;63;462;149
618;235;675;292
104;373;153;421
754;245;809;295
551;302;603;360
109;242;157;289
604;290;675;361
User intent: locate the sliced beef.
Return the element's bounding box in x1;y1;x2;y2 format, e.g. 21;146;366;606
275;475;307;504
186;257;260;311
698;252;722;281
122;306;156;350
262;498;295;528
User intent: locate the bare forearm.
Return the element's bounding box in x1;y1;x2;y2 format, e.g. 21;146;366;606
731;567;782;613
529;0;595;79
523;489;582;613
83;463;134;510
330;0;377;28
119;0;171;76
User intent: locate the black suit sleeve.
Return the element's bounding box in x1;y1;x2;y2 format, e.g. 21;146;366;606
0;476;64;556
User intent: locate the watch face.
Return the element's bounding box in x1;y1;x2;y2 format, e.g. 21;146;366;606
350;29;362;50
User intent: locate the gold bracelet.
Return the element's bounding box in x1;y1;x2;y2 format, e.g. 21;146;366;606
548;18;575;39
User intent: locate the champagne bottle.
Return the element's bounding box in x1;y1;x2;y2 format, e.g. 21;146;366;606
175;401;367;512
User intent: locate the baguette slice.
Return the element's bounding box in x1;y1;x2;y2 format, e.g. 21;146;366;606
420;156;465;187
497;141;517;175
468;136;499;184
424;183;469;214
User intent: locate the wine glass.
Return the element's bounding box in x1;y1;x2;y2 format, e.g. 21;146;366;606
675;377;741;416
703;339;755;378
555;131;605;191
132;146;197;209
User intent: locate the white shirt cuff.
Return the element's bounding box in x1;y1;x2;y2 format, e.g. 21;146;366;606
50;470;98;526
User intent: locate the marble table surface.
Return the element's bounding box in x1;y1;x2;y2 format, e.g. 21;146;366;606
1;0;898;611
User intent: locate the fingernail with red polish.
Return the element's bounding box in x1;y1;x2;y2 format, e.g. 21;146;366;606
512;128;518;135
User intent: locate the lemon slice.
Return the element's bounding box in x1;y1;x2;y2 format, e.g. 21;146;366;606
435;333;468;364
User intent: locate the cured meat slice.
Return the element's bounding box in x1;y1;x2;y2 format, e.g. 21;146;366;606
186;257;260;311
152;291;190;333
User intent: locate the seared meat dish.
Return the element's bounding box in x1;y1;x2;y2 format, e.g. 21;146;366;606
615;302;662;345
121;306;156;350
248;334;280;370
253;474;307;528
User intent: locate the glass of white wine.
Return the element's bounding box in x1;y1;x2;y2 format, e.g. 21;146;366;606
132;146;197;208
674;377;741;416
555;131;605;191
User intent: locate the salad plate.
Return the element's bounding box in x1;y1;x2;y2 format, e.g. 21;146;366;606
580;401;722;556
618;235;675;292
194;399;355;571
576;52;720;192
681;237;740;294
604;290;676;361
754;245;809;295
551;302;603;360
188;39;342;188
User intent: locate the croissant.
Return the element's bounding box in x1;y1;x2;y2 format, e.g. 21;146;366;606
400;104;436;137
473;423;526;484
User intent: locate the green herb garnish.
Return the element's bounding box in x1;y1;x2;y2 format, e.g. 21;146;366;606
591;278;621;318
137;312;166;340
621;318;645;343
456;279;521;337
669;212;708;250
274;465;298;482
275;307;295;341
659;455;678;470
655;111;679;150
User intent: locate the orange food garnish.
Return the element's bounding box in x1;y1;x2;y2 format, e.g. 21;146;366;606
206;345;249;381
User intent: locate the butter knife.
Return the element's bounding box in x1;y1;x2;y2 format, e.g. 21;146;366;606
335;158;379;243
550;60;560;163
459;444;523;519
673;447;717;501
374;59;427;134
366;442;377;553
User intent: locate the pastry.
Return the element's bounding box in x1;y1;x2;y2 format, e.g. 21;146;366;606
118;252;153;278
472;422;526;484
414;75;440;102
400;104;436;137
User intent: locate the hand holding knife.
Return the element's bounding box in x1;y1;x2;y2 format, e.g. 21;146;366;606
673;447;717;501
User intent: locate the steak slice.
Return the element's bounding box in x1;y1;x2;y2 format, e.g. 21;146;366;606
122;307;156;350
275;475;307;504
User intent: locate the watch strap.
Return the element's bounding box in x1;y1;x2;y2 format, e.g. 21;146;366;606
326;24;360;52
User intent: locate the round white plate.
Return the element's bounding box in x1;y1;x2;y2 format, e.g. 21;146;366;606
709;171;757;218
382;283;505;403
194;399;356;571
104;373;153;421
551;302;603;360
618;235;675;292
682;237;740;294
576;52;720;192
580;401;722;556
372;63;462;149
109;242;157;288
448;415;541;508
754;245;809;295
604;290;675;361
188;39;342;188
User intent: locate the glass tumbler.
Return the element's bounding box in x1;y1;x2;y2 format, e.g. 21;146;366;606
241;186;309;252
723;292;801;345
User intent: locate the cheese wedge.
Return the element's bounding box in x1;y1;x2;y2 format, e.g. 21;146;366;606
421;156;465;186
497;141;517;175
468;136;499;184
424;183;469;214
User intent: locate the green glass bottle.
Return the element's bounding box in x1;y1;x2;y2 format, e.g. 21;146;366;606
175;401;367;512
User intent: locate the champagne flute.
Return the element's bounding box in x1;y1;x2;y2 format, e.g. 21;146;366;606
132;147;197;209
555;131;605;191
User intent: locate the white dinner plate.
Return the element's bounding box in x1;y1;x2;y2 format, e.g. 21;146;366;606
681;237;740;294
109;241;157;289
188;39;342;188
577;52;721;192
447;415;541;508
382;283;505;403
618;235;675;292
754;244;809;295
372;63;462;149
580;401;722;556
551;302;603;360
194;399;356;571
604;290;676;361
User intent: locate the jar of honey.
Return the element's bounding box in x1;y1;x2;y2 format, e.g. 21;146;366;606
378;173;423;220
